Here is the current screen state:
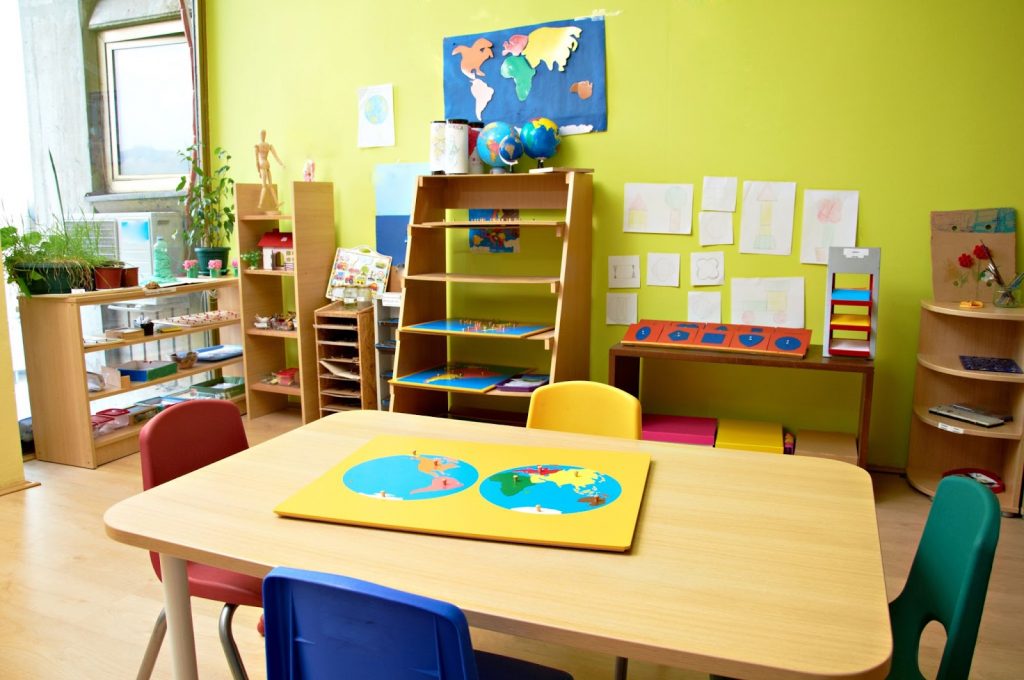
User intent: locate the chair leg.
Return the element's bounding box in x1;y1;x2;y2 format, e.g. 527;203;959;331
614;655;628;680
218;603;249;680
136;609;167;680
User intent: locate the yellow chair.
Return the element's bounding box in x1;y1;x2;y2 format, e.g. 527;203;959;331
527;381;642;440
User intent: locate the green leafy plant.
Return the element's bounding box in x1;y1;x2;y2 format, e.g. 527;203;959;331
177;144;235;249
238;249;261;268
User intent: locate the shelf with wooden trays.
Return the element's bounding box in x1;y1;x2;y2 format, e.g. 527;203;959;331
88;357;245;401
314;302;377;414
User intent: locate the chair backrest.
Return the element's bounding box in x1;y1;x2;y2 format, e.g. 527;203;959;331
139;399;249;577
263;567;480;680
526;381;641;440
888;475;1001;680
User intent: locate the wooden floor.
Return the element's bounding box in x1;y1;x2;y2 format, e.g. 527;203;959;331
1;410;1022;679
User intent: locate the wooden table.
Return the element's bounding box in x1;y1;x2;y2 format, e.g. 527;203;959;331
104;411;891;680
609;342;876;466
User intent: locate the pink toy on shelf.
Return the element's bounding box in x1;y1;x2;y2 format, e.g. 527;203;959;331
642;414;717;447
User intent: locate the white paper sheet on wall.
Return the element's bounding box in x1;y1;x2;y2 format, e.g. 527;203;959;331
646;253;680;287
739;181;796;256
606;293;638;325
701;176;738;212
698;211;734;246
800;190;860;265
691;251;724;286
357;84;395;148
730;277;804;327
608;255;641;288
688;291;722;323
623;183;693;234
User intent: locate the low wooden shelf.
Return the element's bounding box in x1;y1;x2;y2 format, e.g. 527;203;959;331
314;302;376;415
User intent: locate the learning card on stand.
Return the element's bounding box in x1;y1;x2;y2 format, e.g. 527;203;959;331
930;208;1016;302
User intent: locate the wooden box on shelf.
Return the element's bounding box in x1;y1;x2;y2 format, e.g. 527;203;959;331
18;278;244;469
235;181;336;424
390;170;592;424
907;300;1024;515
314;301;376;414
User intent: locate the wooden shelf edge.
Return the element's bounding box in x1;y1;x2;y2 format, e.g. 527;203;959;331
921;299;1024;320
84;318;242;353
246;328;298;339
239;214;293;221
918;353;1024;383
244;269;294;277
406;273;560;285
912;405;1021;440
251;382;302;396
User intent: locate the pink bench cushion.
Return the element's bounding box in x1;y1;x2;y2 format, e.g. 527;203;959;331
642;414;717;446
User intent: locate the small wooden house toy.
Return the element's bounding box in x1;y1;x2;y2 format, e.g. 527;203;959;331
258;229;295;270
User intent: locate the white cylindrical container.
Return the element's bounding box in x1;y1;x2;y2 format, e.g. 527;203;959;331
444;119;469;175
468;122;485;174
429;120;447;174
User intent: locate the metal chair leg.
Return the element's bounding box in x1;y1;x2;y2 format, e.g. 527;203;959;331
615;655;628;680
218;603;249;680
136;608;167;680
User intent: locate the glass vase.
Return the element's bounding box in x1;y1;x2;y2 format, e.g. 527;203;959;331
993;287;1021;308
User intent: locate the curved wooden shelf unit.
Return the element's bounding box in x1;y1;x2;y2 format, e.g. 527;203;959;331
88;357;245;401
917;353;1024;383
912;404;1022;440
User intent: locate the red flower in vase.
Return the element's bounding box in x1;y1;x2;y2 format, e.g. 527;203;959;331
973;244;991;260
958;253;974;268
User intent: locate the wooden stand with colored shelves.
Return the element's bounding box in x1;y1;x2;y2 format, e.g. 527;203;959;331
391;171;592;423
823;247;879;358
907;300;1024;515
314;301;377;414
236;182;336;424
18;278;244;468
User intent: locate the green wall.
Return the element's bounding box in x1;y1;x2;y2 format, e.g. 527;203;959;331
206;0;1024;467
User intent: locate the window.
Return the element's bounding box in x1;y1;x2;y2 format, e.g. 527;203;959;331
98;20;193;192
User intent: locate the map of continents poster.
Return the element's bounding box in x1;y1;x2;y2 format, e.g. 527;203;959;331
443;17;607;134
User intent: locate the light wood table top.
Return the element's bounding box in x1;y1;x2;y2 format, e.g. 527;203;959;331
104;411;891;679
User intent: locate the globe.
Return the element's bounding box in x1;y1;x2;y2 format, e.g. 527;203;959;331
476;121;523;172
520;117;560;167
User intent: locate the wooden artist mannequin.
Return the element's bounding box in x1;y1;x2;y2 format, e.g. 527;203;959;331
255;129;284;212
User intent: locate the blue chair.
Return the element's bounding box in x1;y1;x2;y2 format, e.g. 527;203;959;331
263;567;573;680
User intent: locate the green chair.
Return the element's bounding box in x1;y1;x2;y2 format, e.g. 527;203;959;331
711;475;1000;680
887;475;1000;679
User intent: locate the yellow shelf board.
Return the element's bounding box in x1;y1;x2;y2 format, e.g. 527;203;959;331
87;357;244;401
829;314;871;328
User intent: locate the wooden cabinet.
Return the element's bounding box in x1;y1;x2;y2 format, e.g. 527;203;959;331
391;170;592;423
907;300;1024;515
235;182;335;423
313;302;376;414
373;295;401;411
19;278;244;468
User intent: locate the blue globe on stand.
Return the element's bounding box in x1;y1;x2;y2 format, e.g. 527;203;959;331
476;121;523;173
520;117;561;168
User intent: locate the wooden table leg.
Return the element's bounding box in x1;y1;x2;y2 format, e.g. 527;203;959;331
857;369;874;467
160;554;198;680
610;353;641;398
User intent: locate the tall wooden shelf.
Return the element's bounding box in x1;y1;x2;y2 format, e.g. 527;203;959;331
391;171;592;422
18;278;244;468
907;300;1024;515
235;182;335;424
314;302;377;415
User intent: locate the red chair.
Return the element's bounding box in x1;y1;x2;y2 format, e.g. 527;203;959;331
136;399;261;680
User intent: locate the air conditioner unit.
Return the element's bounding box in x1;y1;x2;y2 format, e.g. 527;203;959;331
89;212;185;281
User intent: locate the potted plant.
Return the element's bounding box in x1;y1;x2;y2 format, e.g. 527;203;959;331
94;259;125;289
177;144;235;275
239;249;261;271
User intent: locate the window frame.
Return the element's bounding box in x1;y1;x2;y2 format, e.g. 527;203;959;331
97;19;192;193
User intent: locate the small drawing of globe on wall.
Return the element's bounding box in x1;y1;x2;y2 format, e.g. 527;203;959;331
343;453;478;500
479;465;622;514
363;94;390;125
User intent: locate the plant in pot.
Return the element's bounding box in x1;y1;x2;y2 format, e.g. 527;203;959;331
239;249;261;271
93;259;126;289
177;144;235;275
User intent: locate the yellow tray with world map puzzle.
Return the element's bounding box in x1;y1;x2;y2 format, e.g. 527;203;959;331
274;434;652;552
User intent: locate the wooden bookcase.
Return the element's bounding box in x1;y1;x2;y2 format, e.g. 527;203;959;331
236;182;335;424
391;170;592;422
907;300;1024;515
314;302;377;414
18;278;244;468
373;295;401;410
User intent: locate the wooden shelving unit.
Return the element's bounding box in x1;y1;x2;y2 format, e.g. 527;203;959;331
391;170;592;422
18;278;244;468
314;302;377;415
235;182;335;423
907;300;1024;515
